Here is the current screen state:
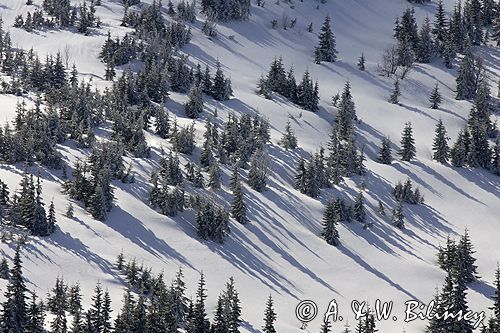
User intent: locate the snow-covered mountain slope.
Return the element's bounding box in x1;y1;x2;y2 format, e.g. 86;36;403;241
0;0;499;332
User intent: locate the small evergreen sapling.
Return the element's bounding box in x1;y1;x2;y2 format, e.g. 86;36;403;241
353;191;366;223
262;295;277;333
231;178;248;224
322;200;340;246
357;53;366;71
279;118;298;149
429;83;442;109
389;79;401;104
392;202;405;229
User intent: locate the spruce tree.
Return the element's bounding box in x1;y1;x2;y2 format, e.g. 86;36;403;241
0;258;9;279
417;17;433;63
458;229;478;283
279;119;298;149
26;292;45;333
248;149;268;192
231;178;248;224
357;53;366;71
392;202;405;229
194;273;210;333
432;0;448;56
321;200;340;246
314;15;338;63
68;283;83;316
451;128;470;167
389;79;401;104
90;282;104;332
377;137;393;164
456;42;477;100
336;81;356;139
429;83;442;109
223;277;241;333
185;85;204;118
51;303;67;333
490;265;500;329
432;119;449;164
1;244;28;333
211;296;228;333
399;121;416;161
262;295;277;333
46;200;57;235
207;161;221;191
65;203;74;218
353;191;366;223
212;60;231;101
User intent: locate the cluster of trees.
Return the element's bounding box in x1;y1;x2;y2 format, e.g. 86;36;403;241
295;127;365;199
0;172;57;237
0;245;280;333
257;57;319;112
148;110;273;242
102;3;233;108
199;61;233;102
15;0;101;35
13;8;45;32
450;82;499;174
321;198;350;246
149;151;186;217
393;178;424;205
171;0;197;23
200;112;270;168
427;230;479;332
291;82;363;197
62;144;131;221
437;230;478;283
194;196;231;243
397;121;416;162
200;0;251;21
455;41;488;100
0;99;62;168
390;0;498;75
483;266;500;332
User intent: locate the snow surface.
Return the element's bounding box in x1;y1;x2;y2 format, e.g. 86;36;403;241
0;0;499;332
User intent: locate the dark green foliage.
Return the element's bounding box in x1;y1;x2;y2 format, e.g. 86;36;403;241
398;121;416;161
391;201;405;229
1;244;28;333
314;15;338;63
195;197;230;243
262;295;276;333
279;119;298;149
389;79;401;104
353;191;366;223
321;200;340;246
432;119;449;164
429;83;442;109
248;149;269;192
377;137;393;164
258;58;319;112
393;178;424;204
231;176;248;224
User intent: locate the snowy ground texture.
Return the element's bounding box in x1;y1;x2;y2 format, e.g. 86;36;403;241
0;0;499;332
